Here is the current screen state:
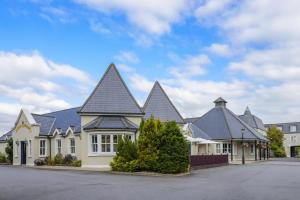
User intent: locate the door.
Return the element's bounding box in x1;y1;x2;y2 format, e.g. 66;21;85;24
21;141;27;165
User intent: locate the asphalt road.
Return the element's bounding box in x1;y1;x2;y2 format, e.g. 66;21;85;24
1;159;300;200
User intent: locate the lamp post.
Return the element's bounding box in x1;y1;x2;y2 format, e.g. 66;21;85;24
241;128;245;165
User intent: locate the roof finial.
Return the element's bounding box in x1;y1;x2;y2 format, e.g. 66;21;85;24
245;106;251;114
214;97;227;107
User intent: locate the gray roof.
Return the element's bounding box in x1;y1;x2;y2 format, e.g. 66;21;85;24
143;81;184;124
184;117;199;123
0;130;13;142
186;123;212;140
265;122;300;134
239;107;266;131
32;107;81;136
192;98;267;141
80;64;143;115
83;116;138;131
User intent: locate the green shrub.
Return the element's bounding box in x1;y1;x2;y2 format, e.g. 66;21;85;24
156;121;189;174
0;152;7;163
5;138;13;164
111;137;139;172
64;154;76;165
54;153;64;165
34;158;46;166
71;160;81;167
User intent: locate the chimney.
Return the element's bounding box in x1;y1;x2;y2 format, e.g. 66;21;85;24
214;97;227;107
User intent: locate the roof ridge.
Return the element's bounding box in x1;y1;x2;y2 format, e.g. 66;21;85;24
221;107;234;139
143;81;184;122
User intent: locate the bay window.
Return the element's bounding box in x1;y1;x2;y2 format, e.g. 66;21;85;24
216;143;233;154
91;134;98;153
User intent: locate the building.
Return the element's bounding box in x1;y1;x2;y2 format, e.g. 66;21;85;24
185;97;269;162
265;122;300;157
0;64;188;168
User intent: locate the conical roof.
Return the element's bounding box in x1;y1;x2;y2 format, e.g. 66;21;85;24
80;64;143;115
239;106;266;131
143;81;184;123
193;101;267;141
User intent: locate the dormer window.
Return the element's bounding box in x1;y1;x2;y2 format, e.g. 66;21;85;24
290;125;297;132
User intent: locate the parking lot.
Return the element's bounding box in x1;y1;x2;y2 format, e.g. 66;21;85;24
1;159;300;200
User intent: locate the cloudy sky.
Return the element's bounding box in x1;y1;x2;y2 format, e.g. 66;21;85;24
1;0;300;134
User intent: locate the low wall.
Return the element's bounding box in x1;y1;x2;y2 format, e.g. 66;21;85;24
190;155;228;169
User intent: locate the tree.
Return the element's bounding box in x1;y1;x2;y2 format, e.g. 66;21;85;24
137;117;162;171
267;126;286;157
110;137;139;172
156;121;189;173
5;138;13;164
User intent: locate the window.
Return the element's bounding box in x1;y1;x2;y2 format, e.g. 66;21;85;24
124;134;132;141
113;135;122;152
101;135;111;152
91;134;98;153
216;144;221;154
290;125;297;132
291;136;297;143
250;144;255;154
56;139;62;154
70;138;75;154
40;140;46;156
222;143;232;154
28;140;32;157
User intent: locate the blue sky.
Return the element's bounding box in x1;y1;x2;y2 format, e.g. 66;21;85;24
1;0;300;133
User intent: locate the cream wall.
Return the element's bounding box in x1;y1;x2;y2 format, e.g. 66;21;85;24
13;111;41;166
51;132;82;159
0;142;7;155
284;133;300;157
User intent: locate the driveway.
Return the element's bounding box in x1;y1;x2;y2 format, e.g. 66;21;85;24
1;159;300;200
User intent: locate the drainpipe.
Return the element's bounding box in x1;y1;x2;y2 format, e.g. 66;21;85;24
230;140;233;162
255;140;257;161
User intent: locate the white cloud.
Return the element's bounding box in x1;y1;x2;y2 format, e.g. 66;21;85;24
169;54;210;78
74;0;189;35
0;51;93;133
207;43;232;57
115;51;139;64
129;73;153;93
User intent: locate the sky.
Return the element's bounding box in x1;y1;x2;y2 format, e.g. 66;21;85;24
1;0;300;134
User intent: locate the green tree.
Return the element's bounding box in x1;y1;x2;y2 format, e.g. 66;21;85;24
110;137;139;172
137;116;162;171
5;138;13;164
156;121;189;173
267;126;286;157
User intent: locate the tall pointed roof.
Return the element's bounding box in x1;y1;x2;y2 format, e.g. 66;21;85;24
143;81;184;123
192;100;267;141
239;106;266;131
79;64;143;115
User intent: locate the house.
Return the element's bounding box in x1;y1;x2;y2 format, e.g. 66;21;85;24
0;63;269;167
264;122;300;157
0;130;13;155
185;97;269;162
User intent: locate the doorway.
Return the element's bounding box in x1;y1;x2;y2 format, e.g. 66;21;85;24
21;141;27;165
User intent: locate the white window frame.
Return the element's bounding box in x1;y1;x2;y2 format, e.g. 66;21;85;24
55;139;62;155
39;139;47;157
70;138;76;155
28;140;32;158
90;134;99;155
216;142;234;155
290;125;297;133
88;133;132;156
291;136;297;143
216;144;221;154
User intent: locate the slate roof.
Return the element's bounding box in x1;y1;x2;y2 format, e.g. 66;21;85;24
0;129;13;142
265;122;300;134
31;107;81;136
143;81;184;124
83;116;138;131
192;98;267;141
79;64;143;115
185;123;212;140
239;107;266;131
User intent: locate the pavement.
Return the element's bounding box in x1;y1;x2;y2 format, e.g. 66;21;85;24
1;158;300;200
